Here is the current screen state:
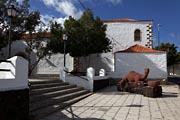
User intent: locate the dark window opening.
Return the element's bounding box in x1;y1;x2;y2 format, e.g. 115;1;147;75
134;29;141;41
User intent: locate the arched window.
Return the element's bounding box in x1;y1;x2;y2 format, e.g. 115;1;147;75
134;29;141;41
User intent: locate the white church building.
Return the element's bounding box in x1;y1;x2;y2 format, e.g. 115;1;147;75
103;18;153;51
0;18;167;79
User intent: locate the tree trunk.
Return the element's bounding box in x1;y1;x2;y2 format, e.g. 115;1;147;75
29;56;42;76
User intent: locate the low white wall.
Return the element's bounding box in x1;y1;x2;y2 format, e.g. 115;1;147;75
79;52;114;74
114;53;167;79
65;76;91;90
34;53;73;74
0;56;28;91
0;40;74;75
60;68;92;91
60;67;110;92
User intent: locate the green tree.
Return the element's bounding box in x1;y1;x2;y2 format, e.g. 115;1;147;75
47;21;64;54
0;0;40;50
47;9;112;71
155;43;180;66
48;9;112;57
25;28;50;75
66;9;112;57
0;0;49;75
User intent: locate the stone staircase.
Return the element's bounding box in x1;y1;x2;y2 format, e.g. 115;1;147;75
29;78;92;119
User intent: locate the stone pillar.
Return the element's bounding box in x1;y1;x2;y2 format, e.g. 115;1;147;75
87;67;95;92
60;67;68;82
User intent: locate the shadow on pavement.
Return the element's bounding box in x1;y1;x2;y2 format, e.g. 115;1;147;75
60;106;105;120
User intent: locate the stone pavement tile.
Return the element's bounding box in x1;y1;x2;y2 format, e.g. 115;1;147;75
73;93;103;107
94;95;115;107
76;106;103;119
139;117;151;120
157;98;179;120
61;107;89;118
84;94;108;107
102;107;119;119
108;106;120;113
151;113;163;119
113;95;129;107
104;94;122;106
101;114;114;120
114;113;127;120
39;85;180;120
123;94;135;104
118;107;129;114
80;107;100;117
90;112;104;118
126;117;139;120
139;112;151;118
72;107;91;116
164;117;176;120
126;112;139;118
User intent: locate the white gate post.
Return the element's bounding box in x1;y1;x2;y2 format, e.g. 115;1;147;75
87;67;95;92
99;69;105;76
60;67;68;82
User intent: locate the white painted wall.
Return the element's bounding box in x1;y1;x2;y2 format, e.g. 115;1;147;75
60;67;110;92
0;20;153;75
79;52;114;75
0;56;28;91
34;53;73;74
114;53;167;79
0;40;74;75
105;21;153;52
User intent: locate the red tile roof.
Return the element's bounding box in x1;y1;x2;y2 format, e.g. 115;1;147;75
102;18;153;23
13;32;52;40
115;44;165;53
20;32;51;40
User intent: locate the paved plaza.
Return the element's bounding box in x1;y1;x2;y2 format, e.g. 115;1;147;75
40;85;180;120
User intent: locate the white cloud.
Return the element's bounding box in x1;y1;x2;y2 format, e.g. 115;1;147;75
41;0;57;6
106;0;123;5
40;14;68;30
16;0;24;3
41;14;53;25
169;33;176;38
41;0;83;19
40;0;123;27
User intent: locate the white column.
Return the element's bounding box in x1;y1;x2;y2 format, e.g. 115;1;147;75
87;67;95;92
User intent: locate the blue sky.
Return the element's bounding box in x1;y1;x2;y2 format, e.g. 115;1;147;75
27;0;180;51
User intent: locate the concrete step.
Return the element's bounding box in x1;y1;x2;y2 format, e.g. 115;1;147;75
30;89;89;112
30;82;69;90
29;78;92;119
30;87;84;103
30;84;77;95
29;79;61;85
30;92;92;119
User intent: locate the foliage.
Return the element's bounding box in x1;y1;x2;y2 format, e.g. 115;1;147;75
47;21;64;54
24;19;51;75
155;43;180;66
0;0;44;75
47;9;112;57
0;0;40;50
